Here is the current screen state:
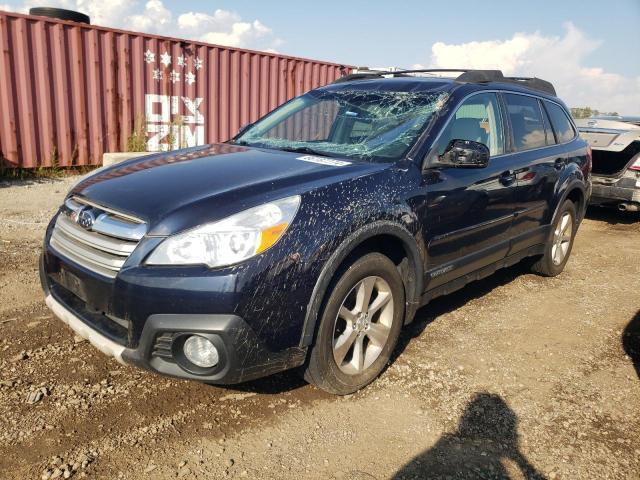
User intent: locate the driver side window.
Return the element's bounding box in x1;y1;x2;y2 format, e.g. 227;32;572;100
436;93;505;157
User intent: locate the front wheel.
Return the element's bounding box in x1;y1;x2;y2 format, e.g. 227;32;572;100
304;253;405;395
530;199;577;277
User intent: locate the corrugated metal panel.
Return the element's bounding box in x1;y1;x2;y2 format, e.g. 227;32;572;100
0;11;352;168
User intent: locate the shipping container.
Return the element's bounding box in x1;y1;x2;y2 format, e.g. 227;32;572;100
0;10;352;168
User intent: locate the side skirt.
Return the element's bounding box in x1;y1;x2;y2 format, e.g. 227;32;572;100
420;244;545;306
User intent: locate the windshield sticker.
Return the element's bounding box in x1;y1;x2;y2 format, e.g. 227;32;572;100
297;155;352;167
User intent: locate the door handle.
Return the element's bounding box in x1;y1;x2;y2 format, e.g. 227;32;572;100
499;170;516;186
554;158;566;170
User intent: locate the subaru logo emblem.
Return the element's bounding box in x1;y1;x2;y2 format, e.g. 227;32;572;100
77;208;96;230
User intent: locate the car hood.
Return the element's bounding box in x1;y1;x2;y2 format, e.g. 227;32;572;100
70;144;386;235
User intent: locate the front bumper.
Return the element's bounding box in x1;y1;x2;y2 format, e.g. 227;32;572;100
40;254;307;384
45;292;127;363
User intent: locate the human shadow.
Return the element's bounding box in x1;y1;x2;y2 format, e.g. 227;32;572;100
392;393;547;480
622;311;640;379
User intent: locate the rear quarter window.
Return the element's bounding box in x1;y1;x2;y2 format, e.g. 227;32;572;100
544;101;576;143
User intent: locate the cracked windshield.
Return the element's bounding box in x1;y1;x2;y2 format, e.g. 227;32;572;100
234;88;448;162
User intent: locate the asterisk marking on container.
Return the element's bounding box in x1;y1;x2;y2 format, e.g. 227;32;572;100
169;70;181;83
160;52;171;67
144;49;155;64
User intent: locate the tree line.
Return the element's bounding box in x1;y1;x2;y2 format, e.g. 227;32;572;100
570;107;619;119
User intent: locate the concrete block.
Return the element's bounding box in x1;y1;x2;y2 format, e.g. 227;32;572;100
103;152;154;166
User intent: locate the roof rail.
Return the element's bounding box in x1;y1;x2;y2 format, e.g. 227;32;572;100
333;69;557;96
331;73;391;84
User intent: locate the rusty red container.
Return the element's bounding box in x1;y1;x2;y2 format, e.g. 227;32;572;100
0;10;352;168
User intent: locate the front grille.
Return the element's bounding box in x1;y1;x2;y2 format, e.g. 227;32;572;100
49;197;146;278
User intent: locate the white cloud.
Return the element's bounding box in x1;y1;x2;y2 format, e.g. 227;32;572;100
1;2;27;12
7;0;281;51
420;23;640;114
176;9;279;50
126;0;171;33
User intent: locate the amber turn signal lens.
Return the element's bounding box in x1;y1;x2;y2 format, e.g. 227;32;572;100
256;223;289;253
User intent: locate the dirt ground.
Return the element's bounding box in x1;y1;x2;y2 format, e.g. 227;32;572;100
1;177;639;480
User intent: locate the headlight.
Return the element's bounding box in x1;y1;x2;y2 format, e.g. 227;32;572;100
146;195;300;268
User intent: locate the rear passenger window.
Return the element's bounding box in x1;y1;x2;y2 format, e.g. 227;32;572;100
504;93;546;151
544;101;576;143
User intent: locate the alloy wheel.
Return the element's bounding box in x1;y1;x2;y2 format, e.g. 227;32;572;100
551;212;573;265
332;276;394;375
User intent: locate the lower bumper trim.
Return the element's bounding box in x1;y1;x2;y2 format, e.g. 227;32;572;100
45;294;128;364
590;182;639;203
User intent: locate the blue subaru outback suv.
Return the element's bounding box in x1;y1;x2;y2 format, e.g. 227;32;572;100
41;69;591;394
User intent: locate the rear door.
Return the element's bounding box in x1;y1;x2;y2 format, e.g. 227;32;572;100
501;93;563;252
422;92;516;289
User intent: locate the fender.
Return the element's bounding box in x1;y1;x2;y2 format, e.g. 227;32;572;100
299;220;424;347
550;168;588;225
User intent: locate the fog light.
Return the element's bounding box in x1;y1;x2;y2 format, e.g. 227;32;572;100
183;335;219;368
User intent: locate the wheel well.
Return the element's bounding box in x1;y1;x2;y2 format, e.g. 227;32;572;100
566;188;585;218
300;226;424;347
333;234;418;322
566;188;583;209
348;234;408;267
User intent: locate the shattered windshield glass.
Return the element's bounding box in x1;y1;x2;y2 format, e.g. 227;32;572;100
233;87;449;162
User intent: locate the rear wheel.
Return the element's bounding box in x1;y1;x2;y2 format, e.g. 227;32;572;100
304;253;405;395
530;199;577;276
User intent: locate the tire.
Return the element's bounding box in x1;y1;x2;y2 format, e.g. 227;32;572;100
530;200;577;277
304;252;405;395
29;7;91;24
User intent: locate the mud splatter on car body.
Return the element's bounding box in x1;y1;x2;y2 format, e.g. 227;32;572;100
39;74;590;386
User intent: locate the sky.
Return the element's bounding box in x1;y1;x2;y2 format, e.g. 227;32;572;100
2;0;639;113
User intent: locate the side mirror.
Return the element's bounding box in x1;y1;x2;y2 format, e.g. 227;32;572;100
442;139;490;168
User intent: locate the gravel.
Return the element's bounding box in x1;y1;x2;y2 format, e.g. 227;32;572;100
1;178;639;479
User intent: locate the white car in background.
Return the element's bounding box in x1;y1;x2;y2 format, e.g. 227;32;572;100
576;116;640;212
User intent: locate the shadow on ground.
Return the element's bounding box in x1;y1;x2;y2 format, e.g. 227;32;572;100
227;259;539;395
219;212;632;396
392;393;547;480
213;368;309;395
585;205;640;225
622;311;640;379
393;260;536;363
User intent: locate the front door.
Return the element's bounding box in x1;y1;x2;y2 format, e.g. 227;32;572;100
420;92;516;289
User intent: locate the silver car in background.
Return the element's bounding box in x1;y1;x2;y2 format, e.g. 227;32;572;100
576;117;640;212
576;116;640;212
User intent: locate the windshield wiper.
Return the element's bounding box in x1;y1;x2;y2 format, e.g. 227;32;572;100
277;146;336;158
